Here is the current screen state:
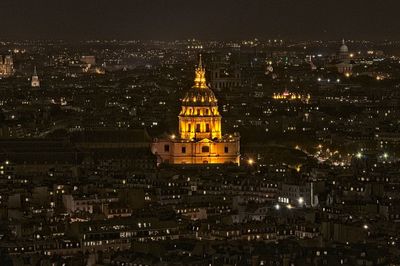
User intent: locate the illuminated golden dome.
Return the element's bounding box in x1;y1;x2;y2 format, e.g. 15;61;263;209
179;55;222;140
182;55;218;107
182;88;218;107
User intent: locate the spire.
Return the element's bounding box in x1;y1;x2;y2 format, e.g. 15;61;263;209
198;54;203;69
342;39;345;45
194;54;207;89
31;66;40;88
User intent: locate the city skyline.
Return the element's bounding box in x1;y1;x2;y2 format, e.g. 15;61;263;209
1;3;400;265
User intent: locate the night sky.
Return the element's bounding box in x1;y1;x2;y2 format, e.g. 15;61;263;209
1;0;399;40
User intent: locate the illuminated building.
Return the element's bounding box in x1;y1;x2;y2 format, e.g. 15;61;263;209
31;66;40;88
151;56;240;165
0;55;14;78
272;89;310;103
80;55;105;74
335;39;353;75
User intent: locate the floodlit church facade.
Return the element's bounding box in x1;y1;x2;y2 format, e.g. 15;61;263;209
151;57;240;165
0;55;14;78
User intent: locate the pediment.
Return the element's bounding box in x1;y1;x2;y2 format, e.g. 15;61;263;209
198;138;213;143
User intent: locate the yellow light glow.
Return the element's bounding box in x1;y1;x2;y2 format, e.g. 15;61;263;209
153;55;240;166
273;91;310;102
193;55;207;89
295;165;301;172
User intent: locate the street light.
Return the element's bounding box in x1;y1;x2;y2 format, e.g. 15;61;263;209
298;197;304;205
248;159;254;166
356;152;362;159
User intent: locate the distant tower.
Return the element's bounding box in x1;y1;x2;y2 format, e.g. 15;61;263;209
31;66;40;88
308;55;317;71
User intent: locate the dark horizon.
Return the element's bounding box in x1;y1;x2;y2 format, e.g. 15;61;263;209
1;0;400;41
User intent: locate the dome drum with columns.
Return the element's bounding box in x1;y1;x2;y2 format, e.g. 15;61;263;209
327;39;353;76
179;57;222;140
151;56;240;165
